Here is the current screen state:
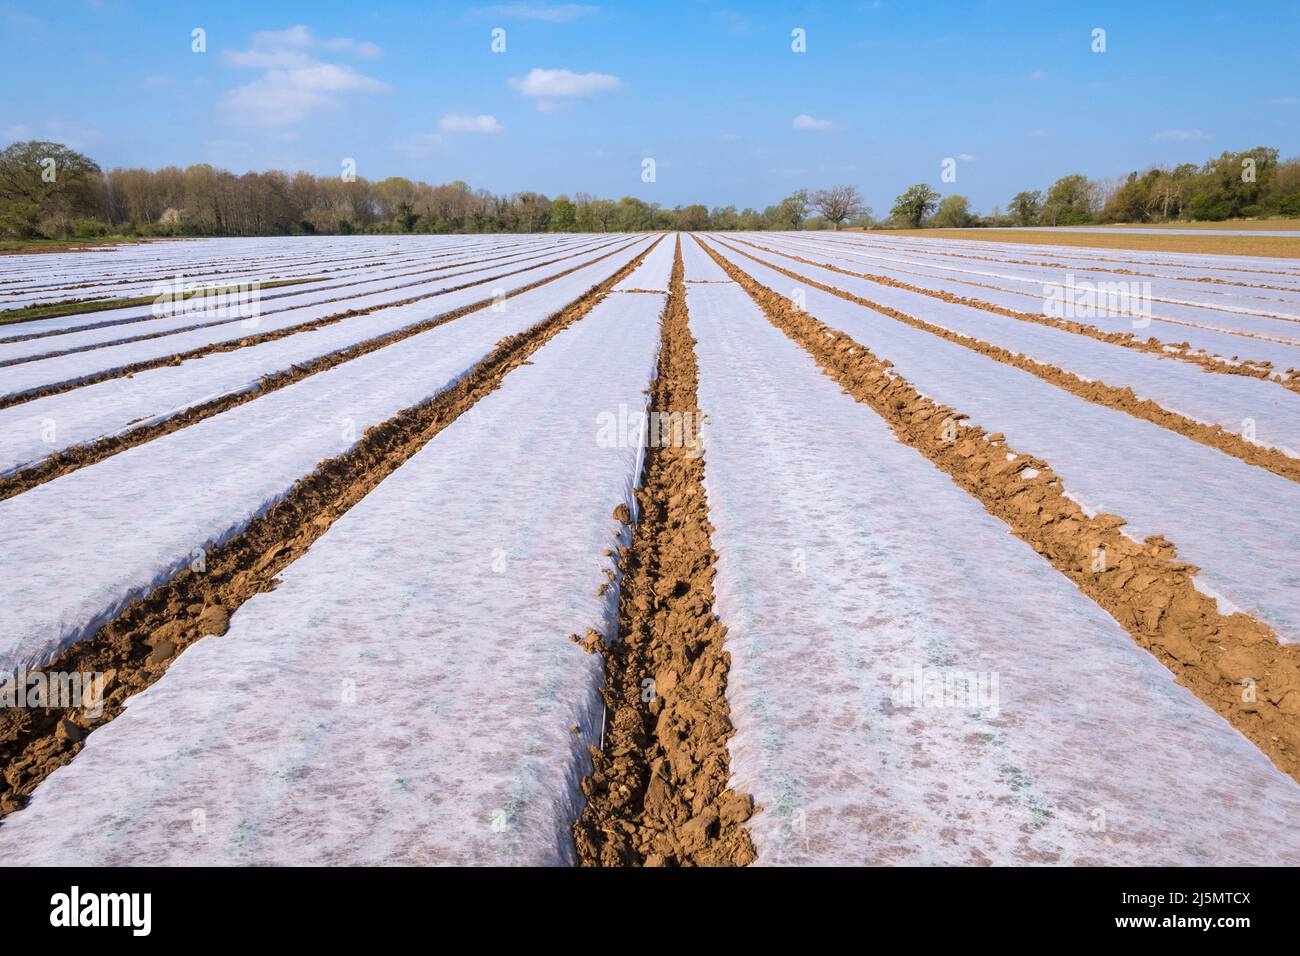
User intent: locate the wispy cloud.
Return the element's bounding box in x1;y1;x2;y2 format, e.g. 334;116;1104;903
220;25;388;127
470;3;598;22
956;153;976;162
1269;96;1299;107
1026;69;1048;81
509;67;620;111
793;113;833;131
1153;128;1210;142
439;113;504;133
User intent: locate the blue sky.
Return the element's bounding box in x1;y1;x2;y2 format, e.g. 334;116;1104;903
3;0;1298;214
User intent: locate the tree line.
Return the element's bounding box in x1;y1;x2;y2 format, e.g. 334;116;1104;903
1;139;1297;240
888;146;1300;229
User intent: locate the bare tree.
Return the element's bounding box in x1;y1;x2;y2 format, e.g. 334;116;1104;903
812;184;864;229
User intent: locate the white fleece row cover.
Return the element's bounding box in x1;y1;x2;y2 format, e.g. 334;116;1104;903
0;239;641;473
701;237;1300;644
0;287;666;865
684;253;1300;865
0;237;654;677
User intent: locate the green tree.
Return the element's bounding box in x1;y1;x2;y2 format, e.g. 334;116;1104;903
1040;174;1095;225
549;196;577;232
890;183;940;228
931;194;972;228
1008;190;1042;226
0;140;105;237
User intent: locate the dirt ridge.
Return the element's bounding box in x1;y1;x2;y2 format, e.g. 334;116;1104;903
572;237;757;867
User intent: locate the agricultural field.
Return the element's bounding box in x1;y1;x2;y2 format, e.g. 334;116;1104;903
2;230;1300;868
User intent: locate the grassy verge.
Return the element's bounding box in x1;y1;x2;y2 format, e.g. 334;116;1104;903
0;277;324;325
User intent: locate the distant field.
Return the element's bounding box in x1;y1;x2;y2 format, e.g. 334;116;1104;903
855;226;1300;258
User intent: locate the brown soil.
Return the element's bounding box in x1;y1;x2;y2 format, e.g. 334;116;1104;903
0;240;644;499
714;238;1300;484
572;237;757;867
699;235;1300;784
734;236;1300;395
0;238;660;820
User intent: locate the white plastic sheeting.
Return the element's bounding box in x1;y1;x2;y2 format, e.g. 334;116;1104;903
0;285;665;865
685;261;1300;865
0;237;654;676
702;237;1300;643
727;238;1300;455
0;239;629;399
0;239;642;473
0;236;599;359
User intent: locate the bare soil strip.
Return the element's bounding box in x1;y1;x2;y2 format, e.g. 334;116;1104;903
715;239;1300;484
735;237;1300;393
700;237;1300;784
0;239;659;819
572;238;756;867
0;239;616;366
0;239;637;412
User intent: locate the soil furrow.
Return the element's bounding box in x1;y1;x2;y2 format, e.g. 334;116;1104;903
715;238;1300;483
0;238;660;820
735;237;1300;393
0;238;639;412
572;237;756;867
699;235;1300;784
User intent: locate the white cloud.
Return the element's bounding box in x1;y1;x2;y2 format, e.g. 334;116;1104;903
509;67;620;111
1153;128;1210;141
1026;69;1048;81
470;3;598;22
221;26;388;127
439;113;504;133
956;153;976;162
1269;96;1299;107
793;113;833;131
